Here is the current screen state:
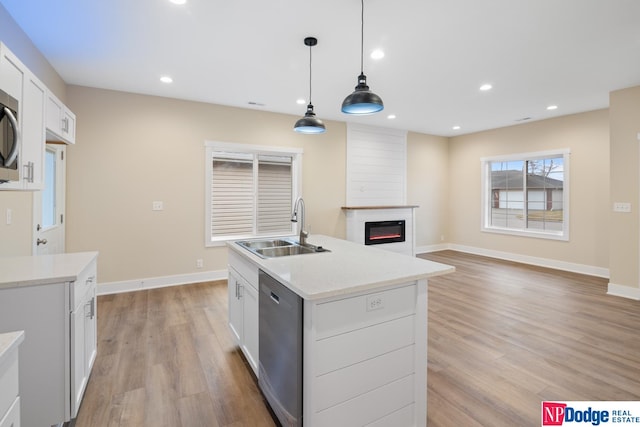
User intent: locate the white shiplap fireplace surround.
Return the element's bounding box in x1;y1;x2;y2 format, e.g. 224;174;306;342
343;124;417;256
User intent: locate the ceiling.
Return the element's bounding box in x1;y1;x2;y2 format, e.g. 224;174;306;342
2;0;640;137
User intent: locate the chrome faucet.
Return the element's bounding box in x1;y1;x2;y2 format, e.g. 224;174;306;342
291;197;308;245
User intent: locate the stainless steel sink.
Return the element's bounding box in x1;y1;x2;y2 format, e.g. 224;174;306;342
237;239;295;250
236;238;329;258
256;245;316;257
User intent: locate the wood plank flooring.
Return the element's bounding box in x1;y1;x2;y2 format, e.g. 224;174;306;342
74;251;640;427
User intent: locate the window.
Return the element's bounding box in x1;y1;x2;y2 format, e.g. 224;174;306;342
481;149;569;240
205;141;302;246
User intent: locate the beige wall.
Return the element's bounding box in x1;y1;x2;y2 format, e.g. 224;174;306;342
65;86;351;282
609;86;640;291
447;109;610;270
407;132;449;246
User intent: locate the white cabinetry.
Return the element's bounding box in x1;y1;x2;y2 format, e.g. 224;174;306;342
227;250;259;375
0;332;24;427
0;253;98;426
70;260;97;418
46;91;75;144
0;43;46;190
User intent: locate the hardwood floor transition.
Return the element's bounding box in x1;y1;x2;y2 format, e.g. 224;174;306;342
75;250;640;427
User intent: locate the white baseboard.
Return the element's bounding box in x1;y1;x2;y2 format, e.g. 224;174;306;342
607;282;640;300
417;243;610;279
97;269;228;296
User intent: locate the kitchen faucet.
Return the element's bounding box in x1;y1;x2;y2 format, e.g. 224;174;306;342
291;197;308;245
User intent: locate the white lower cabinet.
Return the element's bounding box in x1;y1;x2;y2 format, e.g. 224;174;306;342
227;266;259;375
0;332;23;427
227;250;259;376
0;253;98;426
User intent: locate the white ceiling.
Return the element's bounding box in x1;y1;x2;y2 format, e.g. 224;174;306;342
2;0;640;136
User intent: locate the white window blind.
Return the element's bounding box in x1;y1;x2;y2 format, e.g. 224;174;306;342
205;142;302;245
210;154;254;237
257;155;292;234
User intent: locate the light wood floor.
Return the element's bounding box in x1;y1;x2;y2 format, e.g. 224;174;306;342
75;251;640;427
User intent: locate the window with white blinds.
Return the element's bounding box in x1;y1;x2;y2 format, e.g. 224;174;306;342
205;142;302;245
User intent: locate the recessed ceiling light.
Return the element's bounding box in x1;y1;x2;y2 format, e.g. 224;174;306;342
479;84;493;91
387;114;396;119
296;98;306;105
371;49;385;60
169;0;187;4
160;76;173;83
452;125;461;130
547;105;558;110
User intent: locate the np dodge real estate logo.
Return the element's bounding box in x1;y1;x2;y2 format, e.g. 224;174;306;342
542;401;640;426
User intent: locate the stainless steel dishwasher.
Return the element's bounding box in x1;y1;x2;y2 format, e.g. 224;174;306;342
258;269;303;427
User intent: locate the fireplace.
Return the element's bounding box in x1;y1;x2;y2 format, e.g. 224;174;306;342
343;205;417;256
365;220;406;245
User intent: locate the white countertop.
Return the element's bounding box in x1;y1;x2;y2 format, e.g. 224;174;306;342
0;330;24;365
228;235;454;300
0;252;98;290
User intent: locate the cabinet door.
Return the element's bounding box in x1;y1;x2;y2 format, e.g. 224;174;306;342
71;302;86;418
21;73;46;189
46;93;63;137
84;292;97;383
227;269;243;345
0;43;24;101
242;282;259;375
61;109;76;144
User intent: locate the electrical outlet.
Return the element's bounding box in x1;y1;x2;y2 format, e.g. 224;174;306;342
366;295;384;311
152;201;164;211
196;259;203;269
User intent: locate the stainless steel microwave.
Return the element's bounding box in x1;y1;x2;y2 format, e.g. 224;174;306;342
0;88;19;183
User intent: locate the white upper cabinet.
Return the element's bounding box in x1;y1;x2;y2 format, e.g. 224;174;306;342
0;43;46;190
46;91;75;144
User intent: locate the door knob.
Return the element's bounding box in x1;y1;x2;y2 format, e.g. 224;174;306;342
37;238;48;245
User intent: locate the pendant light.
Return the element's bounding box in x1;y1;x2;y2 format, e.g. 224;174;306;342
294;37;326;134
341;0;384;115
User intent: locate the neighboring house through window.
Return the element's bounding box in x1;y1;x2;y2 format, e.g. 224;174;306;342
205;141;302;246
481;149;570;240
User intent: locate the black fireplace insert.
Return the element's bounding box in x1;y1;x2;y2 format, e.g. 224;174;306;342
364;220;406;245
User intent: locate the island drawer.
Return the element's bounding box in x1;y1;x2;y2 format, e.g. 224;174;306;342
71;258;97;308
314;283;416;340
228;250;258;290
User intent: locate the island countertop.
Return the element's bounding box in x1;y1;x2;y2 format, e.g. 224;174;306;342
0;251;98;290
228;234;454;300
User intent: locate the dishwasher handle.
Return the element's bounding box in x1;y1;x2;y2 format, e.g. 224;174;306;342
270;291;280;304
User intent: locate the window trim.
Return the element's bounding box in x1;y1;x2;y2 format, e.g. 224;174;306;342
480;148;570;241
204;141;303;247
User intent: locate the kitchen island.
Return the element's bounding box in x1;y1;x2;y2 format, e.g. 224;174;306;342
227;235;454;427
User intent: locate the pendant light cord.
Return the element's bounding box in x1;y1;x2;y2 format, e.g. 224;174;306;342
308;43;313;104
360;0;364;74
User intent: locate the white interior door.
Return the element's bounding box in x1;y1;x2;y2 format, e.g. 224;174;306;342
33;144;66;255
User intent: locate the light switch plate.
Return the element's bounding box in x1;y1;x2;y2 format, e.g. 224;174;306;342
613;202;631;213
152;201;164;211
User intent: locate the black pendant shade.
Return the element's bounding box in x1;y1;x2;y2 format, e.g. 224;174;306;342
341;0;383;115
294;103;326;134
294;37;326;134
341;72;384;114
